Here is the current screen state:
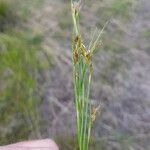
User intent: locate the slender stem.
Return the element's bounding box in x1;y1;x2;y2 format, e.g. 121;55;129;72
83;73;91;150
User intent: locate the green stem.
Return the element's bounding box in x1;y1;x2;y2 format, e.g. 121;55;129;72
83;73;92;150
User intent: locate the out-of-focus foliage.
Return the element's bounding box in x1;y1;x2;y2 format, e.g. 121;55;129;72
0;31;43;144
0;0;44;144
0;0;18;31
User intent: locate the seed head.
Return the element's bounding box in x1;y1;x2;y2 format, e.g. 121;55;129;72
91;103;101;122
73;51;79;64
72;0;82;13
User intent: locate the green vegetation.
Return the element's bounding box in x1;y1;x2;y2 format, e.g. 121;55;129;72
0;30;43;144
55;135;106;150
71;1;107;150
0;0;45;144
55;133;135;150
0;0;17;31
0;0;9;16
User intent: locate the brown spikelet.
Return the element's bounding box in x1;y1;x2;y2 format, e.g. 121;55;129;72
73;51;79;64
74;36;82;51
74;35;80;43
91;104;101;122
84;50;93;73
85;50;92;61
80;43;86;56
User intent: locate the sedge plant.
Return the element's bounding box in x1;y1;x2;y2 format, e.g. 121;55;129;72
71;0;108;150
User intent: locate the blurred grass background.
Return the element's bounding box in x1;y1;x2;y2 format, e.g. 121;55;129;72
0;0;150;150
